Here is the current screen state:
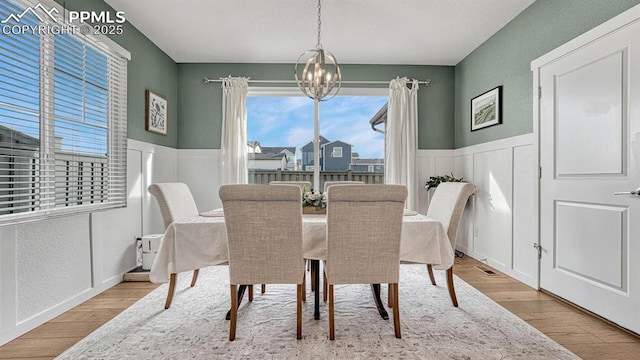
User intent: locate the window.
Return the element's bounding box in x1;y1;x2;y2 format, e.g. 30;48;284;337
246;87;387;184
0;0;129;223
332;147;342;158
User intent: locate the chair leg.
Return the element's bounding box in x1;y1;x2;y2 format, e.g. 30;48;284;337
164;273;177;309
311;263;316;291
388;283;393;308
329;284;335;340
323;272;328;302
427;264;436;285
229;284;237;341
297;284;303;339
446;267;458;307
190;269;199;287
392;283;401;338
302;271;306;301
261;284;266;293
248;285;254;302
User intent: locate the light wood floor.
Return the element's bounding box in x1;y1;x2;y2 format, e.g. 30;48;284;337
1;256;639;359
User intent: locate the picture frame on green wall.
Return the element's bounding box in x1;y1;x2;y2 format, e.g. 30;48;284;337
471;86;502;131
145;90;168;135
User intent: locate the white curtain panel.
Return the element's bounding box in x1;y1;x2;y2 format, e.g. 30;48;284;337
385;77;419;210
220;77;249;185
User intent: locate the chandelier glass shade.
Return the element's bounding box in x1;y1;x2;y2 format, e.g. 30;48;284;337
295;48;342;101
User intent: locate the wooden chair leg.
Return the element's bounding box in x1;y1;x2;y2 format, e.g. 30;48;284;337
311;263;316;291
446;267;458;307
229;284;237;341
302;272;306;301
388;283;393;308
323;272;328;302
261;284;266;293
329;284;335;340
248;285;253;302
392;283;401;338
427;264;436;285
297;284;302;339
190;269;199;287
164;273;177;309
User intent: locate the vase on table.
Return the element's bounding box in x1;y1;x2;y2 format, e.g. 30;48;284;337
303;206;326;215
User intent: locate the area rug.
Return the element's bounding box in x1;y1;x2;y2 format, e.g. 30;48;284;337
56;265;579;359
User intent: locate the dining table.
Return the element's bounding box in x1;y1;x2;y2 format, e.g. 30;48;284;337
150;208;454;320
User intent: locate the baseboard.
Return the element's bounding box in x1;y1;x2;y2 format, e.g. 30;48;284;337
0;270;125;346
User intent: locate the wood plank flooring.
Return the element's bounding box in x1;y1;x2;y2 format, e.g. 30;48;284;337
1;256;639;359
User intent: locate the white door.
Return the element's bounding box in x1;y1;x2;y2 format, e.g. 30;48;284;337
538;19;640;333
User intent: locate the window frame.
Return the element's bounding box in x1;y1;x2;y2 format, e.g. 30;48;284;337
0;0;130;225
332;146;343;158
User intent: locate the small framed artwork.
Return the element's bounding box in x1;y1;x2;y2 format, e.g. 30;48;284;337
145;90;168;135
471;86;502;131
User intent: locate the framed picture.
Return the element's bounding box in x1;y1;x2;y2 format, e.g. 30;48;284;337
471;86;502;131
145;90;168;135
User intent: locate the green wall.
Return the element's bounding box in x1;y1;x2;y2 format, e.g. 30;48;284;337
54;0;179;148
455;0;640;148
177;63;454;149
49;1;640;151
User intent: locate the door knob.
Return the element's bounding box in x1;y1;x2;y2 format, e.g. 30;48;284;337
614;188;640;196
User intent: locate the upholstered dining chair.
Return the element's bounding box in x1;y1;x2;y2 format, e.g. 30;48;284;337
324;184;407;340
148;183;202;309
268;180;311;295
424;182;475;307
269;180;312;191
219;184;305;341
323;180;364;193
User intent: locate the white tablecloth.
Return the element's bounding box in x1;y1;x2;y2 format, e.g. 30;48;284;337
150;210;453;283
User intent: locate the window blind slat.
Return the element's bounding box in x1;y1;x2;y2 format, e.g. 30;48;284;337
0;0;128;220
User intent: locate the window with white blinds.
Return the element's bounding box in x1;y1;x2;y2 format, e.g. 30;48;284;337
0;0;129;223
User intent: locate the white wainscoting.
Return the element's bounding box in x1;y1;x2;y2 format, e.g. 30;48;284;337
177;149;222;213
418;133;538;288
0;139;178;346
0;134;538;345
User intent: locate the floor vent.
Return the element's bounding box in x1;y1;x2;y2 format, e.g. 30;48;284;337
475;265;498;275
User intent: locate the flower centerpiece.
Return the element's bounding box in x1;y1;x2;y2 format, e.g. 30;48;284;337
302;186;327;214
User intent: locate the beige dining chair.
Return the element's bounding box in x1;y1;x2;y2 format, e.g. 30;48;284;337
268;180;311;295
323;180;364;193
324;184;407;340
219;184;305;341
147;183;201;309
424;182;475;307
269;180;312;191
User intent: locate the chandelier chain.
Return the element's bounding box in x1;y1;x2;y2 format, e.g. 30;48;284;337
316;0;322;49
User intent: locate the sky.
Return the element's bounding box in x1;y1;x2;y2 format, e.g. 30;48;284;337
247;95;387;159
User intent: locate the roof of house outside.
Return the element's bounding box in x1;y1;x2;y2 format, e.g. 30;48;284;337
302;135;329;150
0;124;39;146
248;152;286;160
260;146;296;155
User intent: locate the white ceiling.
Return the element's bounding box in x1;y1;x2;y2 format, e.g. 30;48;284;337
104;0;535;65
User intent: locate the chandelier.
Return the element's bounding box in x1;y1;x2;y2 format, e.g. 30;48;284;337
294;0;342;192
294;0;342;100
